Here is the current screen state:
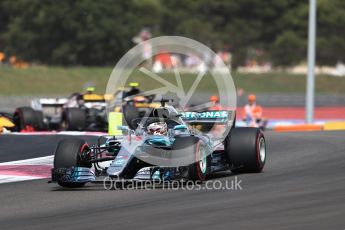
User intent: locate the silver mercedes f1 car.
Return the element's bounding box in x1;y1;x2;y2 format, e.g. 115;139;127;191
51;103;266;188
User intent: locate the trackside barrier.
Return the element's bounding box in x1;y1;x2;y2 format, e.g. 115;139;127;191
323;121;345;131
274;121;345;132
274;124;323;132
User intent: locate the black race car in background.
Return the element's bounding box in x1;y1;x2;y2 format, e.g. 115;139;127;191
14;90;109;132
13;82;161;132
112;82;162;129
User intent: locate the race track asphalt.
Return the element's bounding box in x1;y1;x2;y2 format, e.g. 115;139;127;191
0;131;344;230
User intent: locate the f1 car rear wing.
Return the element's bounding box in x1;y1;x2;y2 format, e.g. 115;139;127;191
31;98;68;110
180;110;235;124
83;94;113;102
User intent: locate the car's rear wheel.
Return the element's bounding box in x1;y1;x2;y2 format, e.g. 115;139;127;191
34;110;46;130
225;127;266;173
14;107;39;131
54;139;91;188
61;108;86;131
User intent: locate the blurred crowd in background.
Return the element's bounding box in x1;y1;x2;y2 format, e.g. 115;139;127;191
0;0;344;75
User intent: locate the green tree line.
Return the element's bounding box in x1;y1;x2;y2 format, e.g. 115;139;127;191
0;0;344;66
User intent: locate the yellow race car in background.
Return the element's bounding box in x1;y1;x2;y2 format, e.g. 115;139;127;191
0;112;15;134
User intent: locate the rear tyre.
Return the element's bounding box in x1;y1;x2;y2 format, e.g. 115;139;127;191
61;108;86;131
14;107;38;131
54;139;91;188
225;127;266;173
34;110;46;130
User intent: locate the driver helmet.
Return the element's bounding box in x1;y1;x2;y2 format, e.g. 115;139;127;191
86;86;95;94
129;82;139;87
147;122;168;136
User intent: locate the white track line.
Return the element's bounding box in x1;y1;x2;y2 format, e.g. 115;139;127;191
5;131;106;136
0;155;53;166
0;155;53;184
0;175;45;184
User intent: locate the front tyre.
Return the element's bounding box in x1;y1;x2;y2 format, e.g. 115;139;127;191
225;127;266;173
188;142;210;181
172;136;209;181
54;139;91;188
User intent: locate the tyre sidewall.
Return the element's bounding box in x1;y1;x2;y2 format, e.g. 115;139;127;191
54;139;90;188
14;107;38;131
226;127;266;173
62;108;86;131
54;139;89;168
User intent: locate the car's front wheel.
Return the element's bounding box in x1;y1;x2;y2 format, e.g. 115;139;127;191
172;136;210;181
54;139;91;188
188;142;210;181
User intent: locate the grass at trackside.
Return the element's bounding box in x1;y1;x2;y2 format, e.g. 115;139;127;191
0;66;112;96
0;66;345;96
